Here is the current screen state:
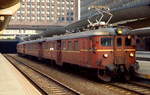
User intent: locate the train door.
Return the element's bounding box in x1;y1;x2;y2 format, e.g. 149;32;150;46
114;36;126;65
87;37;93;66
23;44;25;54
56;40;62;66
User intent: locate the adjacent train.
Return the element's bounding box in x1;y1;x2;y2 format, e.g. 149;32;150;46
17;27;139;82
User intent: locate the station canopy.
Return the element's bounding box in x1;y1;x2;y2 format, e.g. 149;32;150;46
131;27;150;36
0;0;20;30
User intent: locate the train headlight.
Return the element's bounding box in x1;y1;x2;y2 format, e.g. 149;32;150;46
103;54;108;58
116;28;123;35
129;53;134;57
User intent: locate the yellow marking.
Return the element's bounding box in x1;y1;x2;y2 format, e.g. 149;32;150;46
80;49;113;52
43;49;49;51
96;49;113;52
126;92;132;95
120;90;126;93
43;49;135;53
115;49;122;51
105;85;110;87
125;49;135;51
62;50;80;53
80;50;88;52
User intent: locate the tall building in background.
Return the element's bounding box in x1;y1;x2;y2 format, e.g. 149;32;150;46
1;0;79;40
9;0;79;27
80;0;142;20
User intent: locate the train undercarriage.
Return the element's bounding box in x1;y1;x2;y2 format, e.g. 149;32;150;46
97;63;139;82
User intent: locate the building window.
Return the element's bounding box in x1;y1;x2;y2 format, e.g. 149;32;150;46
67;17;74;22
58;17;65;22
51;0;54;3
62;12;65;15
11;17;15;19
51;17;54;20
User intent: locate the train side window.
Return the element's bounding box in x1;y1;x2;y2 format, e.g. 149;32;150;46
51;42;54;50
74;41;79;51
117;38;122;47
45;42;49;49
54;43;56;50
28;45;31;50
47;43;49;49
68;41;72;50
33;44;35;50
62;41;66;50
101;38;113;46
125;37;132;46
34;44;36;50
42;43;46;49
45;43;48;49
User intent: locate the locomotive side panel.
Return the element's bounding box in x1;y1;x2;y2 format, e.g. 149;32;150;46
80;38;93;67
61;39;77;64
43;41;57;61
42;42;50;59
25;43;41;57
61;37;96;68
95;36;114;69
17;44;24;54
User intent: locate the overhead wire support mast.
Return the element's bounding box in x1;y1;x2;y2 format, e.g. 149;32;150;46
65;6;113;33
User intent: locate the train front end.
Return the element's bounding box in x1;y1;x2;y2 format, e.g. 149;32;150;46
95;28;139;81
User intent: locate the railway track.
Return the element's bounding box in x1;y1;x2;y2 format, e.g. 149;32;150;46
5;54;150;95
109;81;150;95
4;54;81;95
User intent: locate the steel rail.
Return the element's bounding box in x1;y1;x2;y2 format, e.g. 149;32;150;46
109;82;150;95
4;55;48;95
5;54;81;95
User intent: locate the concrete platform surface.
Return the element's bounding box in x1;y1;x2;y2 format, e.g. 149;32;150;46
0;54;42;95
136;60;150;79
136;51;150;59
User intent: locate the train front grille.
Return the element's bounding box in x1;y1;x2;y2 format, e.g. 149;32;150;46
115;56;125;64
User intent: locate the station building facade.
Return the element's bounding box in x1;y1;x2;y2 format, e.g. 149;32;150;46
80;0;137;19
4;0;79;40
9;0;79;26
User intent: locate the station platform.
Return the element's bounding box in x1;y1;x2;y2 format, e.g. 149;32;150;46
0;53;41;95
136;60;150;80
135;51;150;79
136;51;150;60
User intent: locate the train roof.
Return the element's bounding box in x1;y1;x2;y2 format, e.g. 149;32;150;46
18;27;131;45
18;39;45;45
46;27;130;41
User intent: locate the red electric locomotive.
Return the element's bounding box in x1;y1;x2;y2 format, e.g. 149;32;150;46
17;7;139;82
17;27;139;82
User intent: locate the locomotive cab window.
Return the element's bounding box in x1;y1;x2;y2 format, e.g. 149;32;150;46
101;38;113;46
117;38;122;47
125;37;132;46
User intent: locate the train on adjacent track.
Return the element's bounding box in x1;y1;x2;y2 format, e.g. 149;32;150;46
17;27;139;82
